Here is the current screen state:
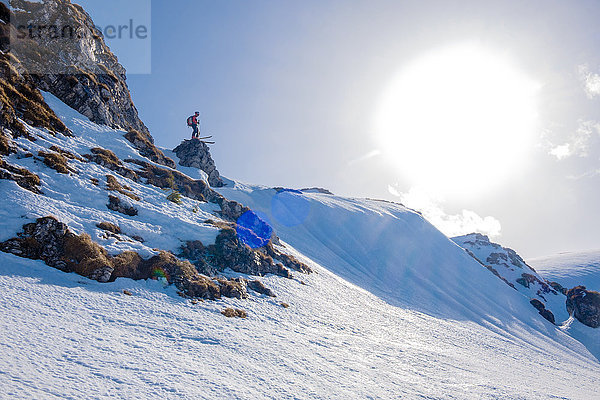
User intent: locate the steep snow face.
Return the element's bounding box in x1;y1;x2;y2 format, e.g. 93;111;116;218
0;92;221;257
218;186;537;321
215;184;600;363
452;233;570;324
529;250;600;292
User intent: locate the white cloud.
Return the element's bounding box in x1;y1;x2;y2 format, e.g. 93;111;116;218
389;186;502;238
549;144;571;160
546;119;600;160
578;64;600;99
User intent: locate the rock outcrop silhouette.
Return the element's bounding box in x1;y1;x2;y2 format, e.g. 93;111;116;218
174;139;224;187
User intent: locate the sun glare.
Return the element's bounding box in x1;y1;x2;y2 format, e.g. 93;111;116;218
374;43;540;199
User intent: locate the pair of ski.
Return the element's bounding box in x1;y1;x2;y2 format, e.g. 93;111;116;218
193;135;214;144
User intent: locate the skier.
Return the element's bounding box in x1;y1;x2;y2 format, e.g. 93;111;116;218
187;111;200;139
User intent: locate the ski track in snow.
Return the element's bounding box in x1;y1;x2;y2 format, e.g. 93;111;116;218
0;92;599;398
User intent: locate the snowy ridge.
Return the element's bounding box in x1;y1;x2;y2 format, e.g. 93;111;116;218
529;250;600;291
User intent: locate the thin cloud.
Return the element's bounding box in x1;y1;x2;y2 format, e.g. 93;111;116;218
578;64;600;99
347;149;381;166
389;186;502;238
546;120;600;160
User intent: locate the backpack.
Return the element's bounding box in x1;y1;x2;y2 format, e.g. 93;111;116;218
187;116;194;126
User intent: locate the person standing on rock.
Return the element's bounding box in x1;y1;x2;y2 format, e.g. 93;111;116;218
187;111;201;139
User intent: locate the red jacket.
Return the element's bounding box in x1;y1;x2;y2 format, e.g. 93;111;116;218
187;115;199;126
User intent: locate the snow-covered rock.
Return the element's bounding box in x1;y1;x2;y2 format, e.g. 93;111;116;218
452;233;568;324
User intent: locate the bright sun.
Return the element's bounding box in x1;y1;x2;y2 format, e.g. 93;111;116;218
374;43;540;199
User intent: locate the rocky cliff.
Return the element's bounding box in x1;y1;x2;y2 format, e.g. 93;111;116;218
1;0;175;168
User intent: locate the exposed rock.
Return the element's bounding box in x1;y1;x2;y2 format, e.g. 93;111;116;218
247;279;276;297
179;240;218;276
7;0;150;139
516;273;555;296
301;187;334;195
0;53;69;138
221;308;247;318
0;217;227;298
0;216;113;282
529;299;556;324
38;150;73;174
143;251;220;299
0;130;16;156
0;158;41;193
206;226;293;278
264;242;313;274
216;278;248;299
96;221;121;235
549;281;568;296
124;130;175;169
83;148;138;180
107;195;138;216
106;175;140;201
48;145;83;161
173;139;223;187
126;158;248;221
566;286;600;328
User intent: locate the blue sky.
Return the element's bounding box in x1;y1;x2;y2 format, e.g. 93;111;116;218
76;0;600;258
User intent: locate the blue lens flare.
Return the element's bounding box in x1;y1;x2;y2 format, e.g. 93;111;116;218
236;210;273;248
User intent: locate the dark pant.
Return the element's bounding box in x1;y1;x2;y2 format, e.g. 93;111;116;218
191;124;199;138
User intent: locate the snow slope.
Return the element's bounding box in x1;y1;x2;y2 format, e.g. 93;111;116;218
3;249;600;399
0;92;222;257
1;94;600;398
529;250;600;292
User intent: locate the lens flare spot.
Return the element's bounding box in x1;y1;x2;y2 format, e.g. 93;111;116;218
151;267;169;287
236;210;273;248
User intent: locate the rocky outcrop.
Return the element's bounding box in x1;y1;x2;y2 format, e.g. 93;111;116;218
529;299;556;324
0;216;114;282
0;216;256;299
126;158;247;221
0;53;70;138
0;158;41;193
216;278;248;299
173;139;223;187
83;148;138;181
207;226;293;278
566;286;600;328
124;130;176;169
247;280;276;297
107;195;138;216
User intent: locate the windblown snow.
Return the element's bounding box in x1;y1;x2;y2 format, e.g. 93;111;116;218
0;94;599;399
